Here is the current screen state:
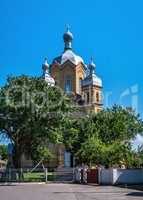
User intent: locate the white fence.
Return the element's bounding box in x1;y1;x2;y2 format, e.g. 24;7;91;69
99;168;143;185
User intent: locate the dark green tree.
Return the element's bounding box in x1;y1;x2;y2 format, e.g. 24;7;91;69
0;75;73;168
92;105;143;144
31;145;53;163
63;105;143;167
0;144;8;160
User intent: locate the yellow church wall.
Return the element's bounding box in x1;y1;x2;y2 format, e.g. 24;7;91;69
75;63;85;95
51;61;86;95
60;62;76;93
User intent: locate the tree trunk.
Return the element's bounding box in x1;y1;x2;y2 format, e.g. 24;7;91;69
12;145;24;181
13;146;22;168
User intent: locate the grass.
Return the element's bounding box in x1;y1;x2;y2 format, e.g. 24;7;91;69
24;171;54;182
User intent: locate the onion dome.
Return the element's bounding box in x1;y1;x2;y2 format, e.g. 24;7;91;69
89;57;96;75
82;58;102;87
63;28;73;42
52;26;85;66
63;26;73;51
42;58;55;86
42;57;49;71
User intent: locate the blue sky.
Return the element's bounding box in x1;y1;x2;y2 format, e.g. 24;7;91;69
0;0;143;146
0;0;143;115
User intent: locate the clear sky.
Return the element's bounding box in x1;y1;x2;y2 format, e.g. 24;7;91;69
0;0;143;116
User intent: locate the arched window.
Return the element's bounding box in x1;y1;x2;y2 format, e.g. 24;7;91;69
65;76;72;94
79;78;82;94
87;92;89;104
96;92;100;102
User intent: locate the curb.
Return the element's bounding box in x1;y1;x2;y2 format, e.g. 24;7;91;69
0;182;46;186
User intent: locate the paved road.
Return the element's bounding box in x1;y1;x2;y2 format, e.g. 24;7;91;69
0;183;143;200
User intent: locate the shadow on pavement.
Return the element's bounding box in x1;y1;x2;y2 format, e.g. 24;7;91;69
0;184;17;186
116;185;143;191
127;192;143;197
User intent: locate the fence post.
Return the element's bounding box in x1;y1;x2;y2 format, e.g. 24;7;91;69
72;168;74;182
8;168;11;182
20;168;23;182
98;168;101;185
45;168;48;183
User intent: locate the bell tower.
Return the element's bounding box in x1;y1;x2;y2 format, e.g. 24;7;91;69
82;58;103;113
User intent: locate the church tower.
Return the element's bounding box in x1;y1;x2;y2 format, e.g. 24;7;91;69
47;27;103;113
82;58;103;113
38;28;103;168
50;27;86;96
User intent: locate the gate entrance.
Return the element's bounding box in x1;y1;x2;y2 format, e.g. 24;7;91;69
87;169;98;183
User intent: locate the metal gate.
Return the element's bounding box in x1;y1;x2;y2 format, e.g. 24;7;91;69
73;167;99;184
0;167;74;183
87;169;98;183
52;167;74;182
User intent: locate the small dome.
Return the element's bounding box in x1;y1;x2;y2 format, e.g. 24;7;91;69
63;27;74;51
42;58;49;71
82;59;102;87
63;29;73;42
42;58;55;86
44;72;55;86
90;60;96;68
82;74;102;87
92;74;102;87
89;58;96;74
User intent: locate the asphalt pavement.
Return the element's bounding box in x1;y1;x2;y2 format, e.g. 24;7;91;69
0;183;143;200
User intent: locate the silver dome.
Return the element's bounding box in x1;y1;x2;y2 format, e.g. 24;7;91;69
82;74;102;87
53;50;84;65
63;29;73;42
44;72;55;86
42;58;55;86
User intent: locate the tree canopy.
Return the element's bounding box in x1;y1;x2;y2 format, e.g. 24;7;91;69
0;75;73;167
63;105;143;167
0;75;143;168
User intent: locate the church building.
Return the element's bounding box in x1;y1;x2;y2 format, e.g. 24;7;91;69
21;28;103;168
42;27;103;114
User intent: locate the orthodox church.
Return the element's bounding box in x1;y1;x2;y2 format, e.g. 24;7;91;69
42;28;103;113
21;28;103;168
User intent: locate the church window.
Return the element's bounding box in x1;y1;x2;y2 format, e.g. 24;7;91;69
96;92;100;102
65;76;72;93
87;92;89;104
79;78;82;93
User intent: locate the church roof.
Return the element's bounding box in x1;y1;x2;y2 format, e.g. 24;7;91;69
53;49;84;65
82;74;102;87
82;58;102;87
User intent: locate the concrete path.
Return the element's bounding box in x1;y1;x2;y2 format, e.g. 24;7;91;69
0;183;143;200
